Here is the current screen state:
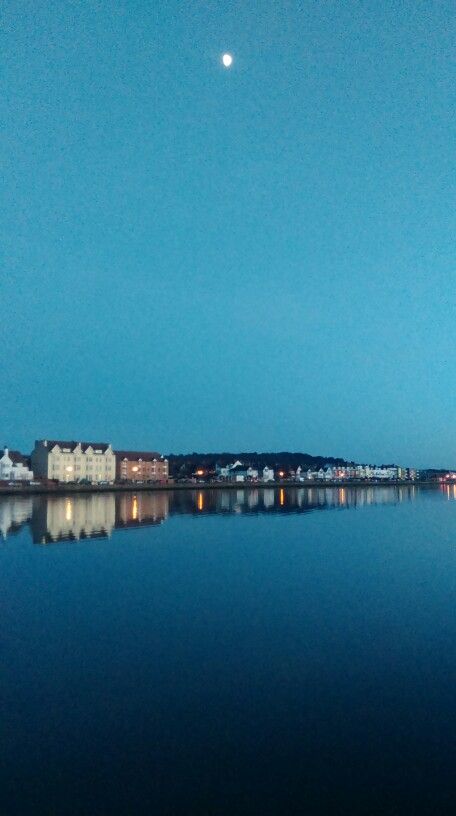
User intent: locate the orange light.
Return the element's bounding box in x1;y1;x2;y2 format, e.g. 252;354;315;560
279;471;284;478
280;488;285;506
196;469;204;477
197;492;204;511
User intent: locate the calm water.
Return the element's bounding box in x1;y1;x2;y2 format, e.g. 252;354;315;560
1;486;456;815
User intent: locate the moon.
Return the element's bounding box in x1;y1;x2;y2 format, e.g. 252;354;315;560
222;53;233;68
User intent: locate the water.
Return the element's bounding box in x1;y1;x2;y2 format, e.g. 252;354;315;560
1;486;455;815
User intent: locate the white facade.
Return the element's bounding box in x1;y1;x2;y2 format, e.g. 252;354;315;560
0;448;34;481
216;461;244;479
262;466;275;482
31;440;116;483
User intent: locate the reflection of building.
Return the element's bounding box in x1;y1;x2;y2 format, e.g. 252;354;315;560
0;484;425;546
0;448;34;481
115;451;168;482
9;492;170;544
31;440;116;483
0;496;34;538
31;494;116;543
116;492;169;527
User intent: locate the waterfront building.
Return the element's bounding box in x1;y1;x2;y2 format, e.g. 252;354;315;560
216;461;243;479
306;469;319;480
0;448;34;481
296;466;316;481
227;466;249;482
226;464;258;483
31;440;115;484
262;466;275;482
115;451;168;482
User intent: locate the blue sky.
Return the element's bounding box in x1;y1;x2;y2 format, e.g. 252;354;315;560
1;1;455;466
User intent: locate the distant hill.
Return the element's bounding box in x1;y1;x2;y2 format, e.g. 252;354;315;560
167;451;349;477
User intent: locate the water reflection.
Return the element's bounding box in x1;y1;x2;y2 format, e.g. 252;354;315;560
0;496;34;539
443;483;456;501
0;485;436;544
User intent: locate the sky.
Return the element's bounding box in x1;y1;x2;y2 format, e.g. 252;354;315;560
1;0;455;467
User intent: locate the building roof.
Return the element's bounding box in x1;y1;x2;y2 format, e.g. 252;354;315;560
9;450;31;465
41;440;111;453
1;449;30;465
115;450;166;462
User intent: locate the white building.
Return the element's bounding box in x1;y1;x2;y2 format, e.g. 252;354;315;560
262;466;275;482
31;440;116;484
324;466;336;481
0;448;34;481
216;461;244;479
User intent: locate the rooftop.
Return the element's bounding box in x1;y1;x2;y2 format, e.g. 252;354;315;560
40;440;111;453
115;450;166;462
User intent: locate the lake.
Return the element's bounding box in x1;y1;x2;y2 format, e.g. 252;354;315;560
1;486;455;814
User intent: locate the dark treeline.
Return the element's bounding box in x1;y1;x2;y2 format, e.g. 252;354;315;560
167;451;348;477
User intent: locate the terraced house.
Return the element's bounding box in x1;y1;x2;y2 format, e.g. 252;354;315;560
115;450;169;483
31;440;116;484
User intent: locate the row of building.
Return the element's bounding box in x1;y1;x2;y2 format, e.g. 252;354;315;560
296;464;419;481
0;440;419;486
0;440;169;484
209;461;418;483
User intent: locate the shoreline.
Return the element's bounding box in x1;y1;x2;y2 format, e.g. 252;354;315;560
0;480;436;497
